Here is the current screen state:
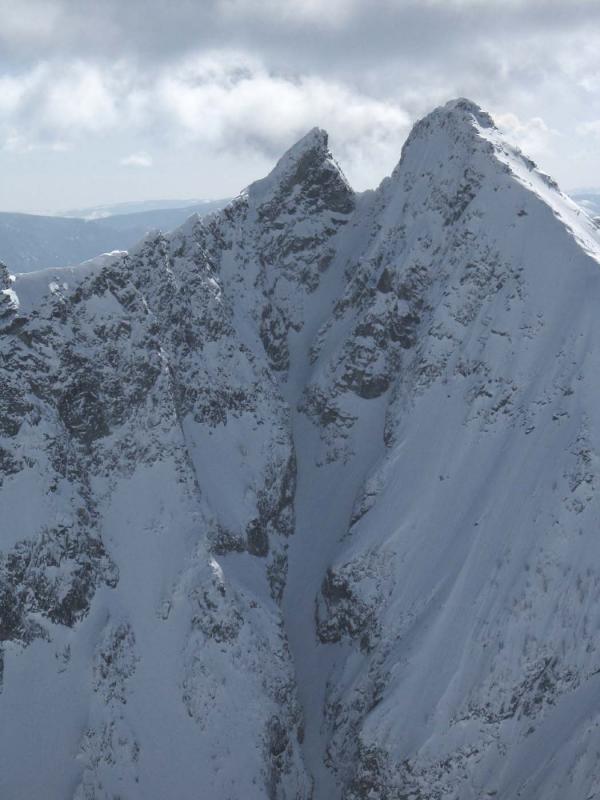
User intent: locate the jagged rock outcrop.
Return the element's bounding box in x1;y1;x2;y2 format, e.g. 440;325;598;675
2;100;600;800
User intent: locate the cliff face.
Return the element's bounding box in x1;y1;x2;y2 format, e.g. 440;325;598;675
2;99;600;800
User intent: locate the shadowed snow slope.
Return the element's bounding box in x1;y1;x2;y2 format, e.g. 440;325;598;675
2;99;600;799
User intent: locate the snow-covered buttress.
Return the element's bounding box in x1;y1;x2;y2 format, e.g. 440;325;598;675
2;99;600;799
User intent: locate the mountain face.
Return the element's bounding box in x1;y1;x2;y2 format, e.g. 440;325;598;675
2;99;600;799
0;199;229;274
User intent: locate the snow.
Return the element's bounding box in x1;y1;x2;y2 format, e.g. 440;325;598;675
248;127;330;202
0;288;19;310
11;251;125;313
3;98;600;799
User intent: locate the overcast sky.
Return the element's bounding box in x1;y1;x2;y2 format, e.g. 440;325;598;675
2;0;600;213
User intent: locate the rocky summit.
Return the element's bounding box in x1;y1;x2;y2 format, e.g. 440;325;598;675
2;98;600;799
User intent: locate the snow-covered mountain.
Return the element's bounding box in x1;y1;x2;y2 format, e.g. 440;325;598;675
2;98;600;799
0;199;229;273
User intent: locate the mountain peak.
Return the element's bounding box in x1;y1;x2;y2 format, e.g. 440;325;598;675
285;126;329;158
403;96;496;151
385;97;500;191
437;97;496;129
269;126;330;175
400;98;497;143
246;127;354;214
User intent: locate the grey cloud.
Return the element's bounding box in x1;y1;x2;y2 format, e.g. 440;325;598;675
1;1;597;130
1;1;599;67
1;0;600;211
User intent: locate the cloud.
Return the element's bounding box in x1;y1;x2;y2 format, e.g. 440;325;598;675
0;0;62;49
217;0;361;28
155;53;410;160
0;62;123;151
2;1;600;75
2;0;600;206
0;51;411;186
120;151;153;167
156;52;411;186
495;112;560;159
577;120;600;139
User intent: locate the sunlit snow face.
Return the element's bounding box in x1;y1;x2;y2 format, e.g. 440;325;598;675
1;0;600;212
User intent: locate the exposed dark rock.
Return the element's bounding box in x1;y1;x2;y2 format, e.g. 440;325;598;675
247;519;270;557
317;567;378;652
0;526;117;643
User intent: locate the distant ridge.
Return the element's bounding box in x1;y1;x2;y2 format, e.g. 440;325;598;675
0;199;230;273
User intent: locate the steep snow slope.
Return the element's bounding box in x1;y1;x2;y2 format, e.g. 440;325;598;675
0;242;309;797
300;100;600;800
2;99;600;799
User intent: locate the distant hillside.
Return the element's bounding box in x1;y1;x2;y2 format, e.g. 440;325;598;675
571;190;600;219
87;200;229;233
59;198;210;219
0;199;229;273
